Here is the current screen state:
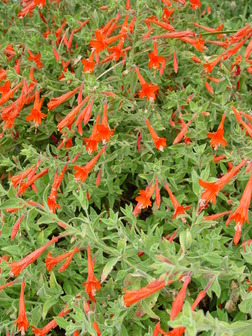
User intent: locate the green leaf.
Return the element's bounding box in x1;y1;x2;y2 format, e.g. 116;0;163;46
54;317;69;329
42;298;58;320
101;257;120;283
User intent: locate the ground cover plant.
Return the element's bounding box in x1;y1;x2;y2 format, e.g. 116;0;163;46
0;0;251;335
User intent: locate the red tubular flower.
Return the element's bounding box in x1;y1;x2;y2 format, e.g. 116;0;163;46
207;114;227;150
223;34;252;60
14;278;29;335
0;68;7;81
170;274;191;320
0;281;15;291
0;80;12;98
25;91;46;129
82;246;101;302
123;279;166;307
95;100;114;144
31;305;70;336
204;82;214;94
81;52;95;74
155;175;161;208
47;87;79;111
9;236;58;277
203;211;231;221
245;39;252;58
11;212;27;241
193;23;223;38
148;42;166;74
134;66;159;101
47;165;67;213
45;251;72;272
145;119;166;151
57;96;90;131
83;113;101;154
137;130;141;151
203;54;223;73
11;166;34;189
189;0;201;9
226;171;252;245
17;168;49;196
82;99;94;125
173;115;196;145
27;49;43;69
74;147;106;183
0;83;22;107
173;51;178;73
125;0;131;10
229;23;252;44
153;322;170;336
58;246;80;273
145;19;175;32
133;184;155;216
152;30;195;40
199;159;247;205
232;106;252;138
163;181;190;219
191;56;201;63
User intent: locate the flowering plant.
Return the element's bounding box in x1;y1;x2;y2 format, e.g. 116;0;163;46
0;0;251;335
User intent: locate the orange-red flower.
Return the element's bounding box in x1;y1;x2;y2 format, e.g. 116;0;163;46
74;147;106;183
9;236;58;277
25;91;46;128
14;278;29;336
11;212;27;241
148;42;166;75
181;34;205;52
173;115;195;145
0;80;12;98
203;54;223;73
163;181;190;220
189;0;201;9
145;19;175;32
81;52;96;73
155;175;161;208
162;8;175;22
47;165;67;213
229;23;252;44
133;184;155;216
145;119;166;151
173;51;178;73
123;279;166;307
17;168;49;196
226;171;252;245
95;100;114;144
47;87;79;111
45;246;80;272
203;211;231;221
83;113;101;155
232;106;252;138
134;66;159;101
170;274;191;320
193;23;223;38
199;159;247;205
82;245;101;302
31;305;70;336
0;82;22;107
27;49;43;69
207;114;227;150
57;96;90;131
125;0;131;10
